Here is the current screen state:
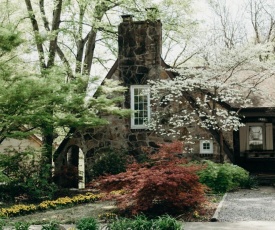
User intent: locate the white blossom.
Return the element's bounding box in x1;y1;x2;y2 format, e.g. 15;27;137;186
147;43;275;141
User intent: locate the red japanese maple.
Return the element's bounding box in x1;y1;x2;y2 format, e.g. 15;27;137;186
89;142;206;215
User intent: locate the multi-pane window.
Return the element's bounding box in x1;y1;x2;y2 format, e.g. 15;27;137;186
203;142;211;150
200;140;213;154
239;123;273;154
248;126;263;151
130;85;150;129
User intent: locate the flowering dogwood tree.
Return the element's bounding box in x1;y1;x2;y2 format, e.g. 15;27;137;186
148;43;275;141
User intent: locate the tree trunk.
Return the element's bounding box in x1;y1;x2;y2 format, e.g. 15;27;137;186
24;0;63;173
219;131;224;163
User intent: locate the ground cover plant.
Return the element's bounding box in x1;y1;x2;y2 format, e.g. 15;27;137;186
0;215;182;230
14;221;31;230
0;193;102;218
108;214;182;230
41;222;59;230
89;142;207;216
0;219;5;230
76;217;99;230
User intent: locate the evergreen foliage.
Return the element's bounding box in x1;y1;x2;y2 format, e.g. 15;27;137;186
0;150;57;202
90;149;129;178
0;25;23;52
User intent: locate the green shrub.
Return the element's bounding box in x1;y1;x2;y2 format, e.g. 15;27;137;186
108;215;182;230
76;217;99;230
90;149;128;178
198;160;250;193
240;175;258;189
22;163;58;201
0;183;25;202
14;221;30;230
0;150;57;202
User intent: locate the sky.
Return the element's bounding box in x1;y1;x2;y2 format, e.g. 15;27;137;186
193;0;245;23
89;0;244;79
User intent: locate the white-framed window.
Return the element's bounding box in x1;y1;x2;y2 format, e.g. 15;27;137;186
130;85;150;129
247;124;264;151
200;140;213;154
239;122;273;153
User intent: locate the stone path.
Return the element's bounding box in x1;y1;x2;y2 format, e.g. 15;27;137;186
216;186;275;221
184;186;275;230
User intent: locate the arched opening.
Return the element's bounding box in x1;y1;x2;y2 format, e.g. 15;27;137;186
55;145;85;189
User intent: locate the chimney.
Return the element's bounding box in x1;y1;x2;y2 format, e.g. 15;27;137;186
118;14;162;85
121;15;133;23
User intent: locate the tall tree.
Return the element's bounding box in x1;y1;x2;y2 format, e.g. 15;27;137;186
148;42;275;162
246;0;275;44
15;0;196;164
0;5;128;169
206;0;248;49
147;0;275;160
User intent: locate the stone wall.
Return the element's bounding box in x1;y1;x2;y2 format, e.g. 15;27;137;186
54;116;176;181
185;124;233;163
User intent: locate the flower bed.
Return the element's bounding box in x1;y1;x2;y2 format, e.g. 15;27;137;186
0;192;102;217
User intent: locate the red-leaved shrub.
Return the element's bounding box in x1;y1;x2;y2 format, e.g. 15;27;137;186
89;142;206;216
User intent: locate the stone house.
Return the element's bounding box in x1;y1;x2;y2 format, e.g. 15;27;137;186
54;14;275;188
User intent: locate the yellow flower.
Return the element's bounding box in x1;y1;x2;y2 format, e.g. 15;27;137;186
193;210;200;218
98;212;117;220
110;189;127;195
0;192;104;217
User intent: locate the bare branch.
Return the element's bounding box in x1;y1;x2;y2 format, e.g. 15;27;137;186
56;45;75;80
24;0;46;69
39;0;50;31
47;0;63;68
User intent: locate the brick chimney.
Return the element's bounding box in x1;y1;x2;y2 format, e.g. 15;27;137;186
118;13;162;85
